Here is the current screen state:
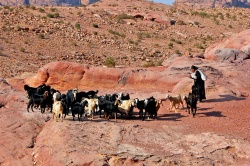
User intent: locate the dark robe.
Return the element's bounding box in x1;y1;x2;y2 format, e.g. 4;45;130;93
191;70;206;101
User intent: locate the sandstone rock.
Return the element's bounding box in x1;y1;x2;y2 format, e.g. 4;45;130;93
0;0;100;6
174;0;250;8
204;29;250;61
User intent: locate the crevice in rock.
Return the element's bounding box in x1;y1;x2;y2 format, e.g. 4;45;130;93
0;103;4;108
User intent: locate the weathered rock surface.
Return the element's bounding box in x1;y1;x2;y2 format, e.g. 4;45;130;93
174;0;250;8
1;57;250;165
204;29;250;62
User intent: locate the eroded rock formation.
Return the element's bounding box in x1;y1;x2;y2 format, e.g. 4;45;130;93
174;0;250;8
0;0;100;6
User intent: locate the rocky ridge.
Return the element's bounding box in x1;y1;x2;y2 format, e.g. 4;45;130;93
0;0;100;6
174;0;250;8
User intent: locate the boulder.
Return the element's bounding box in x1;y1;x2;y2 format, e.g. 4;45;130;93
204;29;250;61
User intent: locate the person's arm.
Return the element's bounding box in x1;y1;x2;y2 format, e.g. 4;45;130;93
190;72;197;79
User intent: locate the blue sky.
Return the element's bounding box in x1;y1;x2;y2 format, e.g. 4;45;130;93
151;0;174;5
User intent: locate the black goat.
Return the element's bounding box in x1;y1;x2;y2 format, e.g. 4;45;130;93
27;91;52;113
71;100;88;121
134;98;145;118
143;96;157;120
184;93;198;117
65;89;78;117
118;92;130;100
103;100;118;120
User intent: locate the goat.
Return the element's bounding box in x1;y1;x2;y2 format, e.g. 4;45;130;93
65;88;78;117
166;94;184;112
27;91;51;113
114;99;134;118
143;96;159;120
184;93;198;117
103;100;118;121
71;100;88;121
134;98;145;118
117;92;130;100
52;100;64;122
82;98;98;119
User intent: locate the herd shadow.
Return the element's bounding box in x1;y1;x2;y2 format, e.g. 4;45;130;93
157;113;186;121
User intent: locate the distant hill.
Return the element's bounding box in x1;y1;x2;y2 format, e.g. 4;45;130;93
174;0;250;8
0;0;100;6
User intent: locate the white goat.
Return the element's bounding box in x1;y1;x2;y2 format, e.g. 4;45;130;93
115;99;134;118
52;100;64;122
166;94;184;112
82;98;98;119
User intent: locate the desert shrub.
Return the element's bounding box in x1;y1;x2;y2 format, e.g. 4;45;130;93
142;61;155;67
93;31;98;35
232;15;237;21
38;34;45;39
170;38;175;42
176;20;185;25
108;29;125;38
3;6;10;10
175;50;181;54
196;43;204;49
137;32;151;40
71;42;77;46
20;47;25;52
30;6;36;10
104;57;116;67
145;33;151;38
50;8;57;12
155;59;163;66
219;14;224;20
117;13;134;21
93;23;99;28
168;42;173;48
54;12;60;18
75;23;81;29
77;11;82;15
16;25;22;31
194;21;200;26
38;8;45;13
228;25;233;28
175;40;182;44
46;12;60;18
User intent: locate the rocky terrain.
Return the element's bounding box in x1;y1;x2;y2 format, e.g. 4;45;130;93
1;1;250;78
0;0;99;6
0;0;250;165
174;0;250;8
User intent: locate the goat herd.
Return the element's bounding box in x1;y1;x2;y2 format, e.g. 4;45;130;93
24;84;198;122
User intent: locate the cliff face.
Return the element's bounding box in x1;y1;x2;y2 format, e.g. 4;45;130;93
174;0;250;8
0;0;99;6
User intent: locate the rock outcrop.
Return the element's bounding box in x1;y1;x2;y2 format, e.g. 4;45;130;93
204;29;250;62
0;0;100;6
174;0;250;8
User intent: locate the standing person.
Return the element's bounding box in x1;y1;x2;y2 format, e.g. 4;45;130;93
190;65;206;102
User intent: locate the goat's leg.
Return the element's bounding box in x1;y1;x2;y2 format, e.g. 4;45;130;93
169;103;173;112
61;113;63;122
27;101;32;112
114;112;116;121
192;107;197;117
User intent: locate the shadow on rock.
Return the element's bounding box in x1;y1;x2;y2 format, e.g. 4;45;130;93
157;113;186;121
205;95;245;103
198;111;226;117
